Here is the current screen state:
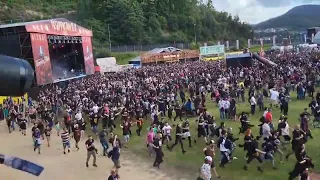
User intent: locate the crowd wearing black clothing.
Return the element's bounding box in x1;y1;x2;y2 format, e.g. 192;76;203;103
27;50;320;179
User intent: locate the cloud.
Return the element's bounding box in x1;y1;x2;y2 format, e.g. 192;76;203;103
211;0;320;24
256;0;290;7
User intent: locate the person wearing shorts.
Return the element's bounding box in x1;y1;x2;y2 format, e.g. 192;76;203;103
61;128;71;154
110;135;121;170
120;121;130;148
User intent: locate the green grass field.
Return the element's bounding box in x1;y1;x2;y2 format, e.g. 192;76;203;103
99;91;320;180
249;45;272;53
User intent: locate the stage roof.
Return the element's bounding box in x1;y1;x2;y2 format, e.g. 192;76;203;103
0;18;92;37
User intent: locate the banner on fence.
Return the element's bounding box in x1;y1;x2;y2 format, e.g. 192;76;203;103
199;45;225;56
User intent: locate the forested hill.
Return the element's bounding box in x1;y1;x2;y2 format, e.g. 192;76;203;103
0;0;252;47
254;5;320;30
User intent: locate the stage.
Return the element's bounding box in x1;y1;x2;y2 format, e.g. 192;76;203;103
0;18;95;86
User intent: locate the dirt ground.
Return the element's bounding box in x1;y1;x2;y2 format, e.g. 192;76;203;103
310;173;320;179
0;122;178;180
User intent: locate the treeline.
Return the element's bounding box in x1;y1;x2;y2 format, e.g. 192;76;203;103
76;0;253;47
1;0;253;47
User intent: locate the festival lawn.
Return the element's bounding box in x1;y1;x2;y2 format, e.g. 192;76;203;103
87;92;320;180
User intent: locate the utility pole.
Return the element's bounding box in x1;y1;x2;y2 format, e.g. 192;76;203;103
108;24;112;51
194;24;197;44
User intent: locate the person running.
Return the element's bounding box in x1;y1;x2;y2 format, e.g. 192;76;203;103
194;116;208;144
198;156;213;180
262;137;277;169
73;124;81;150
278;116;291;149
162;122;172;145
32;128;41;154
19;117;27;136
85;135;98;167
203;140;221;179
99;129;109;156
44;125;51;147
153;132;164;168
182;119;192;148
286;125;306;161
168;123;186;154
136;117;143;136
61;127;71;154
110;135;121;170
243;136;265;172
6;111;12;133
120;120;131;148
28;105;37;124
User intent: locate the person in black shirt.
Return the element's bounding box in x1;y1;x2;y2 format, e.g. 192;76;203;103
85;135;98;167
153;133;164;168
168;124;186;154
262;137;277;169
195;117;208;144
313;105;320;128
174;104;182;121
286;125;306;161
37;120;45;140
229;98;237;120
108;169;120;180
19;118;27;136
90;114;99;135
300;108;311;119
243;136;265;172
120;120;131;148
309;97;317;115
182;120;192;148
239;112;253;134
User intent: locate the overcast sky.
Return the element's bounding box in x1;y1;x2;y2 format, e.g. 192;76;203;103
210;0;320;24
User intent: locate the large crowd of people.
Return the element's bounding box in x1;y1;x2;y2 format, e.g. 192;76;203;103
0;49;319;180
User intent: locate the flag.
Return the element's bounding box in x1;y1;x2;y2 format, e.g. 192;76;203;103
236;40;239;50
260;38;264;47
272;36;276;46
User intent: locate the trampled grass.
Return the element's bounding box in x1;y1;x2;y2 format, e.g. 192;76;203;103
84;91;320;180
111;92;320;180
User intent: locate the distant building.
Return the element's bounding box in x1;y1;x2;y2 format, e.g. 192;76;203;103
307;27;320;43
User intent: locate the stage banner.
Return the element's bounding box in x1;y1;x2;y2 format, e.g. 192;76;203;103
200;45;225;56
30;33;53;85
82;36;95;75
25;18;92;37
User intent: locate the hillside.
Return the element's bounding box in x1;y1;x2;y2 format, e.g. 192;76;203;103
254;4;320;30
0;0;252;48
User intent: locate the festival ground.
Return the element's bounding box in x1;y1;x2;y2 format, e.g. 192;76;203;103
0;123;180;180
1;93;320;180
108;92;320;180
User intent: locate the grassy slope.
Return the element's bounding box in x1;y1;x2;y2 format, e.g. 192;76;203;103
110;52;139;65
103;91;320;180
